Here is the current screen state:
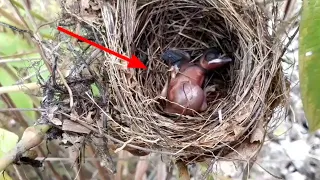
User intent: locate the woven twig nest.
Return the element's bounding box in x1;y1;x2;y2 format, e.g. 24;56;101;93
47;0;289;166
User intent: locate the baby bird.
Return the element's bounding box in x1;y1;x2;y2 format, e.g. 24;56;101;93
161;48;232;115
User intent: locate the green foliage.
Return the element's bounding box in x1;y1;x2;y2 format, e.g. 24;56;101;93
0;17;40;120
0;20;34;55
0;2;58;121
0;128;18;180
299;0;320;132
0;1;60;178
91;84;101;97
0;128;19;157
10;0;48;22
0;67;35;120
0;171;13;180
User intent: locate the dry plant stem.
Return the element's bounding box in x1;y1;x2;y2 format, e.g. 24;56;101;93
0;91;29;127
134;156;149;180
0;8;25;28
7;0;52;73
1;64;41;107
57;68;74;108
36;147;63;180
0;124;51;172
13;164;25;180
72;158;85;180
20;0;38;31
54;0;290;169
157;160;167;180
115;150;125;180
0;52;38;59
176;161;190;180
0;82;40;95
0;57;40;64
13;0;52;74
7;0;29;29
87;145;110;180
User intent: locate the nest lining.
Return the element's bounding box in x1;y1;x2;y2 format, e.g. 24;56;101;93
45;0;288;162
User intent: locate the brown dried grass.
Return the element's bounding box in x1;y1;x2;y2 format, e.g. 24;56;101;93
52;0;295;163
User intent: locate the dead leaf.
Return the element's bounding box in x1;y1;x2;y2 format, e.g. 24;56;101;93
62;119;91;134
51;118;62;126
48;106;58;120
85;111;95;123
66;0;73;6
81;0;90;9
82;15;98;22
232;124;245;139
250;120;265;143
89;1;100;10
91;4;100;11
61;133;85;145
225;140;261;160
234;112;249;123
235;100;254;123
70;109;79;121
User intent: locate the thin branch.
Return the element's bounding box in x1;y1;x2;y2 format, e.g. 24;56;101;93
13;164;25;180
0;7;25;28
0;85;29;127
0;51;38;59
7;0;30;29
0;82;40;95
0;58;41;64
87;145;110;180
0;108;45;112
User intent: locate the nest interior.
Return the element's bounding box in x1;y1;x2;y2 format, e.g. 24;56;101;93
46;0;288;163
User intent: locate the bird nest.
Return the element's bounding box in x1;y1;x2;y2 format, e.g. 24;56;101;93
41;0;290;166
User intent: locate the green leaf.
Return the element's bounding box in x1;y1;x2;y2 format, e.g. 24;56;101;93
0;171;13;180
0;20;34;56
11;0;48;22
299;0;320;132
0;67;35;121
91;84;101;97
0;128;17;180
0;128;19;157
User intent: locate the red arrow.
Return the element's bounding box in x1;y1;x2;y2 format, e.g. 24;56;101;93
57;26;147;69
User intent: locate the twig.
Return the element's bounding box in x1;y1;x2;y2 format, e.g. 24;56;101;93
87;144;110;180
6;0;29;29
0;85;29;127
70;147;85;180
56;68;74;108
115;138;134;153
13;165;25;180
36;147;63;180
0;108;45;112
20;0;38;31
134;156;149;180
0;82;40;95
0;58;41;64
